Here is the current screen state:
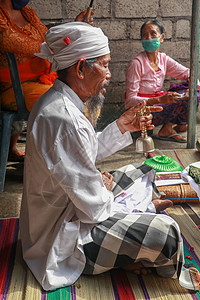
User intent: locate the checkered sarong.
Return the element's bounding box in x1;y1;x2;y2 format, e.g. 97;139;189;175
111;163;160;199
83;164;184;279
83;213;184;278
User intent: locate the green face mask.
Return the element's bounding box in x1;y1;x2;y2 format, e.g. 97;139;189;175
142;37;160;53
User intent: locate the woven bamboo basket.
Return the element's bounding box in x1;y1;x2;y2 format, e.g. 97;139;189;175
157;183;199;203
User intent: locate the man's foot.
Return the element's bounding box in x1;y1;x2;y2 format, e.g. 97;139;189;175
122;261;151;275
173;124;188;133
152;199;173;212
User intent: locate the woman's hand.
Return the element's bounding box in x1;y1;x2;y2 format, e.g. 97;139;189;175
159;91;189;103
116;101;163;134
102;172;113;191
75;10;94;26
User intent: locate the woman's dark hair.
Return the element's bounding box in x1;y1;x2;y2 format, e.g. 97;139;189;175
140;20;165;38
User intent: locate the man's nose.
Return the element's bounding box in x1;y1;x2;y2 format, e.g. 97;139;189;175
106;69;111;79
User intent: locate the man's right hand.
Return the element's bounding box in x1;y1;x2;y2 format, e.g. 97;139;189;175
116;101;163;134
102;171;113;191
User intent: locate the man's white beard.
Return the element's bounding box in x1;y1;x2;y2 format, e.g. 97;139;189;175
87;93;105;127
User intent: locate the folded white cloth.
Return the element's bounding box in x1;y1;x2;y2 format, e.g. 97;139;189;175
112;174;156;214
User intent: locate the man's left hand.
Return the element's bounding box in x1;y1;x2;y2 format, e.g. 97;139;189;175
116;101;163;134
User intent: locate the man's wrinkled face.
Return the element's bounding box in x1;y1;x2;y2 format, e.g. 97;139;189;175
84;54;111;100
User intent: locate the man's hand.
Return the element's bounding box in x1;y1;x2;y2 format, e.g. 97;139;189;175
102;171;113;191
75;10;94;26
116;101;163;134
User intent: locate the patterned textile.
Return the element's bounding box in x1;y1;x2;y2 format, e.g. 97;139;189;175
1;217;200;299
110;162;159;198
82;212;183;277
0;5;47;69
82;163;181;277
152;81;200;127
0;4;56;113
152;100;189;126
169;81;200;101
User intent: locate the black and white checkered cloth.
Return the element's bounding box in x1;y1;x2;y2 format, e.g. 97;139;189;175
111;163;160;198
83;163;184;280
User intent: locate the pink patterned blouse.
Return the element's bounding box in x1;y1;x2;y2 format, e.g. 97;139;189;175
125;51;190;109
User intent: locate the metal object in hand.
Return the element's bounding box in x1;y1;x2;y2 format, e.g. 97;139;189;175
135;106;155;154
84;0;94;22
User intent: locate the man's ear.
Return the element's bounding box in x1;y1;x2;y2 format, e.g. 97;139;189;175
76;58;86;79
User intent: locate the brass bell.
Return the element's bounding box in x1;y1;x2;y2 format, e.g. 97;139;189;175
135;106;155;155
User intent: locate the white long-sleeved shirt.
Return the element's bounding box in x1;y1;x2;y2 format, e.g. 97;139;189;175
20;79;133;291
125;51;190;109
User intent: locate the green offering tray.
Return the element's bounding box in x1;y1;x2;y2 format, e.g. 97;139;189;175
144;155;183;172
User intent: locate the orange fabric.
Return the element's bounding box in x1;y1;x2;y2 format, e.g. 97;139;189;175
39;71;58;85
0;4;57;111
0;5;48;70
1;81;53;112
0;56;57;83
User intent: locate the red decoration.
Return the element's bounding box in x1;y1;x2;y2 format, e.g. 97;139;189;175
63;37;71;45
186;255;193;260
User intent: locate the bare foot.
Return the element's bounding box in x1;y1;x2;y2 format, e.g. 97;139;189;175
158;122;187;142
173;124;188;133
9;133;25;162
122;261;151;275
8;149;25;162
159;129;186;142
152;199;173;212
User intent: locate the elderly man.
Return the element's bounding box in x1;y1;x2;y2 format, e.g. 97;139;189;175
20;22;200;291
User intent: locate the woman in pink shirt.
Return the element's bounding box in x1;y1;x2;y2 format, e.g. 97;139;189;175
125;20;197;143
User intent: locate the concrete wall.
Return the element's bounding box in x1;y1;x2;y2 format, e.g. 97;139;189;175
29;0;195;105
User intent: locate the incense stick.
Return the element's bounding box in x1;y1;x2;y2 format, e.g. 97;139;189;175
84;0;94;22
89;0;94;7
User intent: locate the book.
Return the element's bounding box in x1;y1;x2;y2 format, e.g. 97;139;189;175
155;171;185;187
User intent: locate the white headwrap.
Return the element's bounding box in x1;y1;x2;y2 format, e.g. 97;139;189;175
35;22;110;71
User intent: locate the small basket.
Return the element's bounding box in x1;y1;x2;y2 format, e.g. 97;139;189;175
144;155;183;172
